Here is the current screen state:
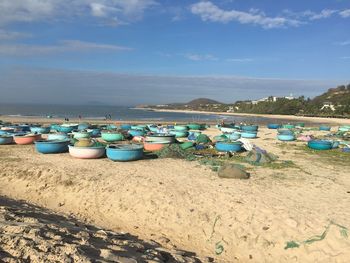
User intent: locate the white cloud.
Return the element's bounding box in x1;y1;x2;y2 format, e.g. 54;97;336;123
190;1;301;29
0;30;32;40
340;56;350;60
284;8;350;20
335;40;350;46
0;67;344;105
226;58;253;62
184;53;218;61
0;40;132;56
339;9;350;18
0;0;156;26
306;9;337;20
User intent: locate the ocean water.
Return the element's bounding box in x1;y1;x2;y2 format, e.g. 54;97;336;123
0;103;284;123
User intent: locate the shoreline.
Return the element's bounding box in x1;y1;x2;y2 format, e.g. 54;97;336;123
139;108;350;125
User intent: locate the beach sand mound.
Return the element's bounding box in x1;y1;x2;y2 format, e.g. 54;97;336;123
0;196;203;263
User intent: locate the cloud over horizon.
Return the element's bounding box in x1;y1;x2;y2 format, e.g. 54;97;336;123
0;67;345;106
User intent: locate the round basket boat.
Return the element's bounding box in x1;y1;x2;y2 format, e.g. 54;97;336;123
187;123;201;130
241;131;258;139
0;135;14;145
319;125;331;131
267;124;281;129
47;133;69;141
78;123;90;131
120;124;132;130
106;144;144;162
143;141;169;151
169;130;189;138
68;145;105;159
30;126;50;134
277;129;294;135
227;132;241;141
220;127;237;133
282;124;295;129
308;140;332;150
14;134;41;145
72;131;92;139
101;131;124;142
145;133;176;143
241;125;259;132
215;141;242;152
277;134;295;141
174;125;188;132
86;128;101;137
128;129;146;137
35;139;70;154
58;125;77;133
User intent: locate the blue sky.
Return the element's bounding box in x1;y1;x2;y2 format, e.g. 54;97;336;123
0;0;349;105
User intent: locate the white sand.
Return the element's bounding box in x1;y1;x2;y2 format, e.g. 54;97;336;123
0;126;350;262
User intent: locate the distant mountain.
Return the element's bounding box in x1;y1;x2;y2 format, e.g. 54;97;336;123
187;98;222;105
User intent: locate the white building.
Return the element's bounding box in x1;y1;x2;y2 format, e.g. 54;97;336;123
320;102;335;111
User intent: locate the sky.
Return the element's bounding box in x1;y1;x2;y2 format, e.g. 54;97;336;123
0;0;349;105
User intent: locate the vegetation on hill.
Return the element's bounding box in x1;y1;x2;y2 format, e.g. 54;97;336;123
143;84;350;117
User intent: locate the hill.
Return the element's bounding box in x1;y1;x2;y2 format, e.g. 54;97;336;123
187;98;222;106
311;85;350;106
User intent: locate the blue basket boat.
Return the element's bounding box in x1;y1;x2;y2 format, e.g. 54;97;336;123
277;134;295;141
308;140;333;150
227;132;241;141
241;125;259;132
86;128;101;137
319;125;331;131
35;139;70;154
267;124;281;129
128;129;146;137
106;144;144;161
0;135;14;145
241;131;258;138
215;141;242;152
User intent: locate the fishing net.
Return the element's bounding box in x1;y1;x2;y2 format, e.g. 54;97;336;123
153;144;196;160
285;221;348;249
196;134;211;144
244;148;278;165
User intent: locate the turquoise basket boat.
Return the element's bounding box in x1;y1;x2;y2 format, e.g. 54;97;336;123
227;132;241;141
174;125;189;132
241;125;259;132
169;130;189;138
35;139;70;154
101;131;124;142
0;135;13;145
319;125;331;131
241;131;258;138
267;124;281;129
128;129;146;137
106;144;144;161
308;140;333;150
215;141;242;152
277;134;295;141
30;126;51;134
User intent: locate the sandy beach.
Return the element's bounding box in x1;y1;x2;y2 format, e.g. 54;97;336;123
1;120;350;262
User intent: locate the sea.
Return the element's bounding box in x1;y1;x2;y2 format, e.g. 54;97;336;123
0;103;289;124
